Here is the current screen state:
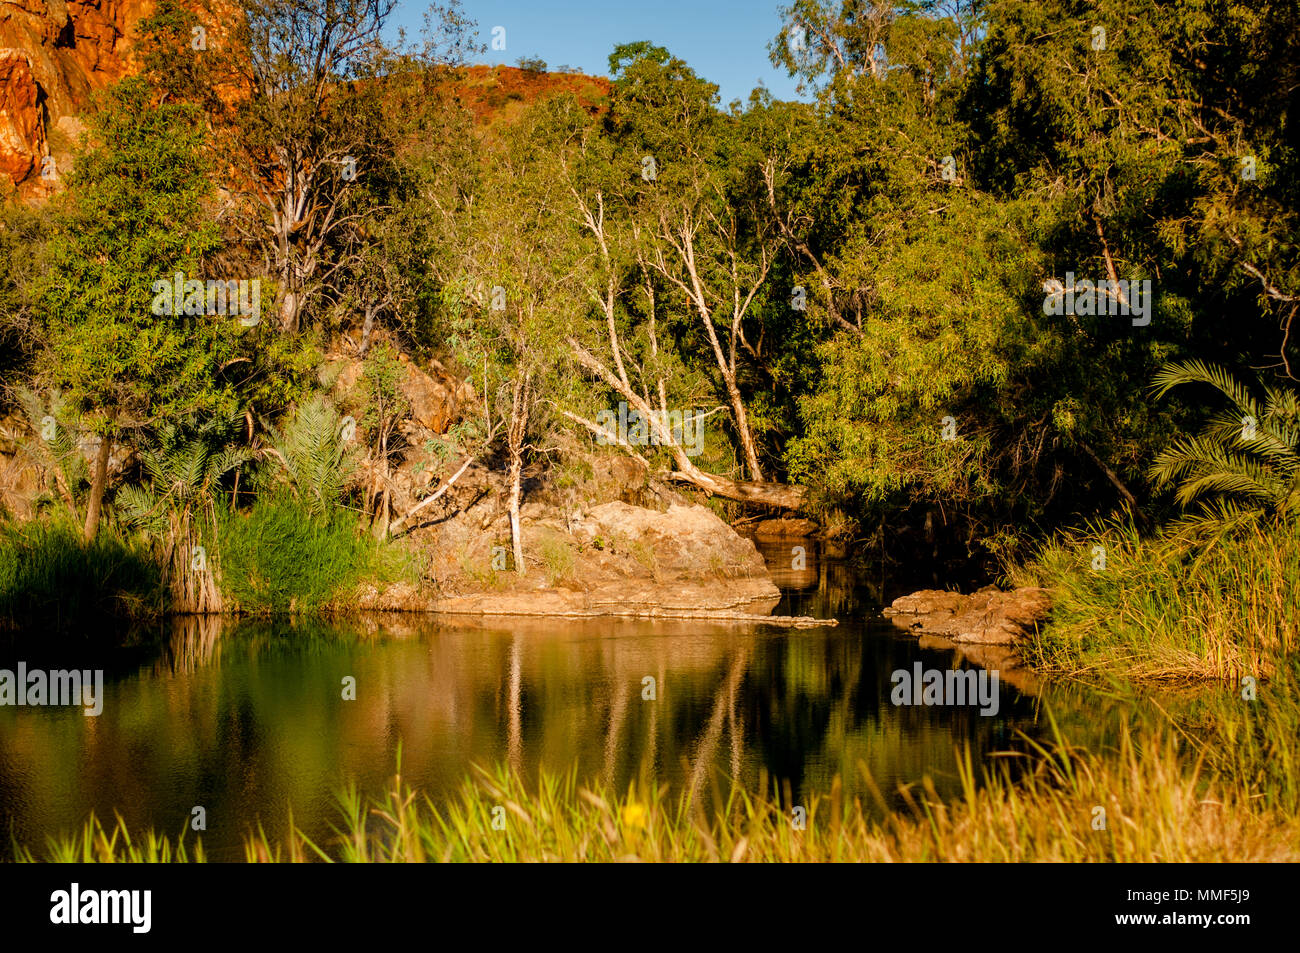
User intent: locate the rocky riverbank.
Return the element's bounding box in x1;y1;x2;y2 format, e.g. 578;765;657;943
880;586;1052;686
369;490;836;625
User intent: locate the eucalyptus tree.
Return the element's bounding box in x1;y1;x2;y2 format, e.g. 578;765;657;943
228;0;395;332
612;44;774;483
441;104;584;574
770;0;984;336
568;43;808;509
224;0;478;332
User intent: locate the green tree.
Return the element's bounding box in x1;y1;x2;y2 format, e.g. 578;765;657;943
0;204;48;386
34;78;246;539
960;0;1299;525
441;103;585;574
771;1;1054;534
764;0;1300;546
557;44;809;509
225;0;479;332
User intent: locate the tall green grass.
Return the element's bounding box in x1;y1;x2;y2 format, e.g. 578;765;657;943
245;683;1300;862
17;814;207;862
0;517;164;629
0;497;416;624
215;495;410;613
17;731;1298;863
1012;515;1299;681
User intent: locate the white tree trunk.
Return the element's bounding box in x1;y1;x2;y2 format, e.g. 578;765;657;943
508;451;525;576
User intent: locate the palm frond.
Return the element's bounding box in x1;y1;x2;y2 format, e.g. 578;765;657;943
1150;360;1260;414
1263;386;1300;424
114;412;252;522
1174;468;1281;509
1149;434;1238;487
1150;361;1300;521
267;395;358;515
115;484;170;532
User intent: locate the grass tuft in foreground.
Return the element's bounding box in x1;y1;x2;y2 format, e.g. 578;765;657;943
14;812;206;863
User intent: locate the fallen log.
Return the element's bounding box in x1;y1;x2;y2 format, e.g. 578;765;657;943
389;455;476;536
429;607;837;627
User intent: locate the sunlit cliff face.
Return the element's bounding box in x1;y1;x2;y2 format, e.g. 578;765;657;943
0;0;246;199
0;0;608;203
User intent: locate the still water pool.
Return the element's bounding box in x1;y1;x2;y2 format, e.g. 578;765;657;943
0;543;1107;860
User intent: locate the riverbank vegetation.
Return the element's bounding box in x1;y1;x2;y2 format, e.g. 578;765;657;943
0;518;165;628
1014;514;1298;682
0;0;1296;672
1013;355;1300;681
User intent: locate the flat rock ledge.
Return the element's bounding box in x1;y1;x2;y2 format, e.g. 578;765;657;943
882;586;1051;645
351;499;840;627
357;578;837;628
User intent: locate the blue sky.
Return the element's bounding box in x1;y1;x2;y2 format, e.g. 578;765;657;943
393;0;806;105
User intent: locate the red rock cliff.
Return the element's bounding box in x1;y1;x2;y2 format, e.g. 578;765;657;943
0;0;162;197
1;2;610;201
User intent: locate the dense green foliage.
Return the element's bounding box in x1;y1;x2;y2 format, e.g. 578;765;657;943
1014;513;1299;680
33;79;240;437
0;518;164;628
771;0;1298;547
1;0;1298;607
215;494;396;612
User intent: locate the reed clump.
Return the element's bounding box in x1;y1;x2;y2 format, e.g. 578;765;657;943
1012;515;1299;681
215;494;408;613
0;517;164;629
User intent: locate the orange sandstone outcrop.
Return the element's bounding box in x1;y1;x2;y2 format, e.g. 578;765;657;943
0;48;45;185
0;0;611;201
0;0;249;197
1;0;154;196
883;585;1052;645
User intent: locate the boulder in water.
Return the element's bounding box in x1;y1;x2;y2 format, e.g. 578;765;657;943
883;587;1051;645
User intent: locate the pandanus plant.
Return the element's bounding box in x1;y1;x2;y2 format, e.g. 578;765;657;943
115;413;250;612
256;395;359;517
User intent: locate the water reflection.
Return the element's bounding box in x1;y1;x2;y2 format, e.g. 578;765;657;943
2;548;1113;861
